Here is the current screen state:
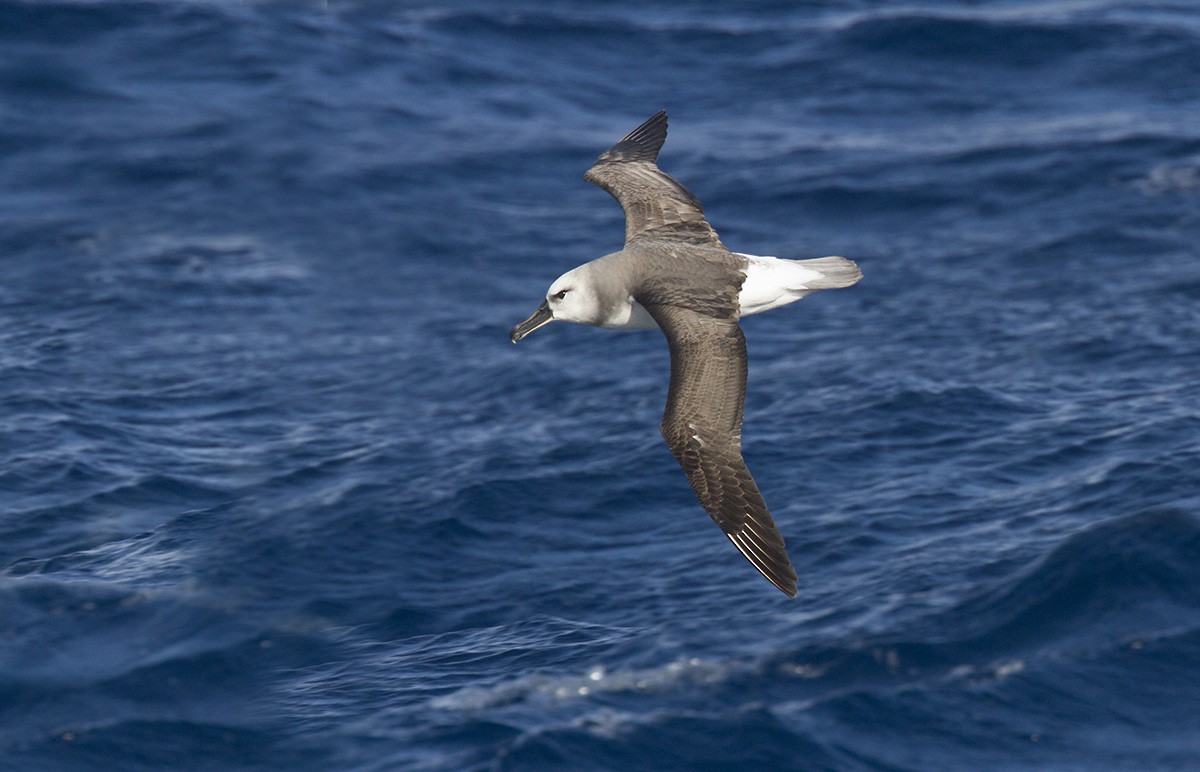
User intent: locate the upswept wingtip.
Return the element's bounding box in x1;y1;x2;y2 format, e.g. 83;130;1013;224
593;110;670;165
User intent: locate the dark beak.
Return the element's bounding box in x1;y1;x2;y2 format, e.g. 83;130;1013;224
510;301;554;343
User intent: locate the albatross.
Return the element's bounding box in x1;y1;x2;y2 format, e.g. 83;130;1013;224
510;111;861;597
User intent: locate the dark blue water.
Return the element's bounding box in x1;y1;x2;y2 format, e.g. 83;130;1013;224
3;1;1200;769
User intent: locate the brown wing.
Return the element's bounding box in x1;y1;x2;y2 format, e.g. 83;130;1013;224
641;302;798;597
584;111;724;248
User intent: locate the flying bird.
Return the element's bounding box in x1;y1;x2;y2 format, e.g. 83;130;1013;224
510;111;861;596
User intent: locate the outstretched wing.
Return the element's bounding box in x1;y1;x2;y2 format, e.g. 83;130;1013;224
584;111;724;248
641;302;798;597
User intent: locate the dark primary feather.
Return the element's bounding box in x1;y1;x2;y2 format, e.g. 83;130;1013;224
584;111;724;248
593;109;669;164
640;302;799;597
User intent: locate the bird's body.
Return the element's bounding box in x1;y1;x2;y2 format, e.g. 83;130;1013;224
511;111;861;597
559;249;862;331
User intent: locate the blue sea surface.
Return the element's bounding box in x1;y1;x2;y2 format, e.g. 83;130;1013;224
3;1;1200;769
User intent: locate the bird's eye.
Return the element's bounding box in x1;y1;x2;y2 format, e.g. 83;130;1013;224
554;289;569;300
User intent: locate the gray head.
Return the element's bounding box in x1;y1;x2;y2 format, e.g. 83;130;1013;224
510;261;626;343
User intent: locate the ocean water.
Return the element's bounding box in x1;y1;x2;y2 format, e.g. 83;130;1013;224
2;0;1200;769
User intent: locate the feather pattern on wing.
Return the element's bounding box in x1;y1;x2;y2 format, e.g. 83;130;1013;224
584;111;725;248
640;302;799;597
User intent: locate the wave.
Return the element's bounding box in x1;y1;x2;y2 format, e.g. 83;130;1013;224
8;720;310;771
760;510;1200;688
837;12;1124;65
1137;155;1200;194
388;511;1200;768
419;506;1200;709
493;707;835;772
